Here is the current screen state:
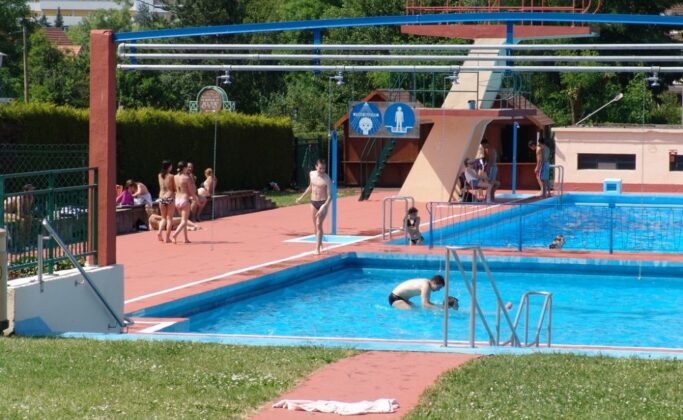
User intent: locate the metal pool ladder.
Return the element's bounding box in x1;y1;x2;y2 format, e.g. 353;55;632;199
382;195;415;241
443;246;553;348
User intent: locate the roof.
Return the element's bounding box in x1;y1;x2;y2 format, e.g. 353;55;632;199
665;5;683;15
43;28;81;56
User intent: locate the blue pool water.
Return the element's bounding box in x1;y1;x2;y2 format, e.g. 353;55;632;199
424;194;683;253
135;253;683;349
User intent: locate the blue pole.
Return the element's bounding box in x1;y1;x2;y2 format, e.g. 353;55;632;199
331;130;338;235
512;121;519;194
505;22;513;70
312;29;321;75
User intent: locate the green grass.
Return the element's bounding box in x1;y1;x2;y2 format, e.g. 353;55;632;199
407;354;683;419
263;188;359;208
0;338;355;419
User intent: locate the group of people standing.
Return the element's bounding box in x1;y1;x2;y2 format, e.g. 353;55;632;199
157;160;217;244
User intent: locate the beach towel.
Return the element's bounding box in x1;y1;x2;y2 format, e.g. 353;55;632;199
273;398;399;416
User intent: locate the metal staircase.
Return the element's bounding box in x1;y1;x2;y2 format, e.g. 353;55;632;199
359;138;396;201
443;246;553;348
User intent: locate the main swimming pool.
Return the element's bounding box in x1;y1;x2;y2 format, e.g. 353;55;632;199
423;194;683;253
132;253;683;350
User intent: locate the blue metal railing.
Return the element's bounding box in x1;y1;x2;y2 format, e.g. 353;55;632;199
426;200;683;254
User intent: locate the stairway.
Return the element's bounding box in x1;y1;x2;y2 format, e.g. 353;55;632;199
359;138;396;201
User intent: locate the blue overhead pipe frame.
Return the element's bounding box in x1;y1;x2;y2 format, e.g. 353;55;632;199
313;29;321;74
114;13;683;42
330;129;338;235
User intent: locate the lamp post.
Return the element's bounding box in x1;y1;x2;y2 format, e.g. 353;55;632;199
575;93;624;126
327;71;344;235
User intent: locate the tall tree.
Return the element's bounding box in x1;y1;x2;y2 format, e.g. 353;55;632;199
54;7;64;28
0;0;30;99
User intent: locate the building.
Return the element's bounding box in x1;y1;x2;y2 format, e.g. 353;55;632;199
28;0;169;27
553;126;683;193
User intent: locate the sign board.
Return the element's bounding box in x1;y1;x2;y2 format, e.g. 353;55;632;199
189;86;236;113
348;101;419;139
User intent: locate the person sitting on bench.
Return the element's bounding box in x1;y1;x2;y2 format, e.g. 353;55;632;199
463;158;498;203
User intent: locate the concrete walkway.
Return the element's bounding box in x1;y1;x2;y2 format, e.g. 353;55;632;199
252;351;479;419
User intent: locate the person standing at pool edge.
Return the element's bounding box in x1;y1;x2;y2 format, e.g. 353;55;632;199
389;275;458;310
296;159;332;255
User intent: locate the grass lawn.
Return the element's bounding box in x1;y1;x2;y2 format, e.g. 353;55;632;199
263;188;359;208
407;354;683;419
0;338;355;419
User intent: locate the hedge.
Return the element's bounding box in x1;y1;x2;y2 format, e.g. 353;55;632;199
0;103;294;193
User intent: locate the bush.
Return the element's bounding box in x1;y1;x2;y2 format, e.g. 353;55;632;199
0;103;294;192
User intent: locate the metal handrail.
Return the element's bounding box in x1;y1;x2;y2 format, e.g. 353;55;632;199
38;219;132;329
444;246;520;348
382;195;415;241
549;164;565;198
500;291;553;347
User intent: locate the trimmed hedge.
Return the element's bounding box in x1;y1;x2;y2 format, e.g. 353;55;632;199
0;103;294;192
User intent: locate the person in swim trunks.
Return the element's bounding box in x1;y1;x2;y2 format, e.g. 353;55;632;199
389;275;458;310
296;159;333;255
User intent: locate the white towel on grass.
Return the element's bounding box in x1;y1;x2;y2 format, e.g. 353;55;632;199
273;398;399;416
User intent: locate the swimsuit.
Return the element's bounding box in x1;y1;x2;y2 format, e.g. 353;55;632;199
159;197;173;205
311;200;325;210
388;293;411;306
175;198;189;208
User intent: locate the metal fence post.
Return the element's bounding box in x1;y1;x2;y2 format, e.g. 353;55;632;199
518;204;523;252
470;249;477;348
0;229;8;332
92;169;99;265
47;172;55;274
0;176;4;230
428;203;434;249
609;204;614;254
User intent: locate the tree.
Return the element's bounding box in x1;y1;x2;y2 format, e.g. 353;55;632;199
38;14;51;27
55;7;64;28
0;0;31;99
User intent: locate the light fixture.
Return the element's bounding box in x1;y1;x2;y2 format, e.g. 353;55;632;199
645;72;660;88
445;71;459;86
217;70;231;85
329;71;344;86
575;92;624;126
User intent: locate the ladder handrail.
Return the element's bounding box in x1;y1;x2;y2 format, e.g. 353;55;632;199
38;219;131;329
501;291;553;347
444;246;521;347
549;164;564;199
382;195;415;241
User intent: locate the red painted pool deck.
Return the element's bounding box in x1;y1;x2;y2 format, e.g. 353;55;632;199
252;351;479;419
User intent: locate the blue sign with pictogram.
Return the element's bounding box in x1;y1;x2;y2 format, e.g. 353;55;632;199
349;102;382;137
348;101;420;139
383;102;416;137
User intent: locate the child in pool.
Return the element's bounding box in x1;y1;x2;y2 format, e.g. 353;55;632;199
403;207;424;245
549;234;565;249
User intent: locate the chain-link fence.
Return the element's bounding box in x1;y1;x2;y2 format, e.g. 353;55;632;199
1;167;97;279
0;143;88;175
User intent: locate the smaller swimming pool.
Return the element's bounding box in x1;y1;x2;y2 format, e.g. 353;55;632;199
130;252;683;352
417;194;683;253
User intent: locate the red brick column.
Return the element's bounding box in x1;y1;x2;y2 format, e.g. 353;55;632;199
89;30;117;266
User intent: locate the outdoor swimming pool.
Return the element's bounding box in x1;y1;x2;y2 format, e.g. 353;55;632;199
132;253;683;350
423;194;683;253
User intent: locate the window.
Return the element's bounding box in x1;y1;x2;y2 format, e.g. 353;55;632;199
577;154;636;170
670;153;683;171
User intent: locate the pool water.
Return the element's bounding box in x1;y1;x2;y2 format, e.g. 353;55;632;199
428;194;683;253
147;254;683;349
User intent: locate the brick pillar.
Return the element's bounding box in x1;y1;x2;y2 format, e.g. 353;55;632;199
89;30;116;266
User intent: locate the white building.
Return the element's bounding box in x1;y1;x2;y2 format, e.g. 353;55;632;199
28;1;169;27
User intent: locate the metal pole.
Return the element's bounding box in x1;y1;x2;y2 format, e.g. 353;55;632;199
428;203;434;249
443;249;450;347
331;130;338;235
22;23;29;103
0;229;8;332
548;295;552;347
609;204;614;254
518;204;523;252
512;121;519;194
37;234;44;292
524;295;530;346
119;43;683;52
470;249;477;348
